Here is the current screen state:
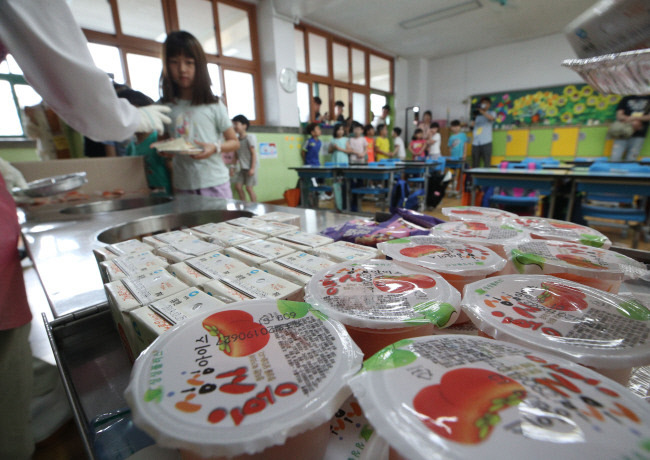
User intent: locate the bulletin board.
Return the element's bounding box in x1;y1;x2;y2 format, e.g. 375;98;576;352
471;83;621;127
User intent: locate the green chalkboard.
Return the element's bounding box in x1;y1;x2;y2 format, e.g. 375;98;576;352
472;84;620;127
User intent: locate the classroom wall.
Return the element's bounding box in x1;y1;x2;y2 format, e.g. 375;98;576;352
426;33;583;122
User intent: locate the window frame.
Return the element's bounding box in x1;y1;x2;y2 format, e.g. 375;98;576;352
0;73;29;138
295;22;394;125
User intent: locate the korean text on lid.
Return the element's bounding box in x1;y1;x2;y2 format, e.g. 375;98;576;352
349;335;650;460
502;239;648;293
461;274;650;380
429;221;529;257
441;206;518;222
125;299;362;459
507;216;612;249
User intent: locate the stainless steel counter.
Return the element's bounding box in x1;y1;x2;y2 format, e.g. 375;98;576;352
21;194;356;318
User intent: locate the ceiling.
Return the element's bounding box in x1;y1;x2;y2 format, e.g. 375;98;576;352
273;0;599;60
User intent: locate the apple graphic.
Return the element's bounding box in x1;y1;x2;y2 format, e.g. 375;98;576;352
202;310;269;357
464;222;489;231
536;281;588;312
413;368;526;444
556;254;606;270
373;274;437;293
399;245;447;258
452;209;482;215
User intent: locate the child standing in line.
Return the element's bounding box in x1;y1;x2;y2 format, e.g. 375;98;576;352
409;128;427;160
427;122;441;160
374;124;391;161
328;122;351;165
364;124;375;163
447;119;468;160
231;114;257;202
160;31;239;198
301;122;322;166
392;127;406;160
348;122;368;164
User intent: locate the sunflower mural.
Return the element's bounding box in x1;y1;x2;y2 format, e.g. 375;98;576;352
471;83;620;127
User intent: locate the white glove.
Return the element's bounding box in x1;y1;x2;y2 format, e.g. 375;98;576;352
137;105;172;134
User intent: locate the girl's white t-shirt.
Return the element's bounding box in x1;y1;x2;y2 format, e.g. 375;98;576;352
428;132;441;156
166;99;233;190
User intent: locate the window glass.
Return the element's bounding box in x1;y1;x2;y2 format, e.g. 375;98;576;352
295;30;306;73
332;43;349;82
179;0;217;55
117;0;166;42
333;87;349;121
88;43;125;84
15;84;42;109
0;81;23;136
218;3;252;60
69;0;115;34
369;55;390;92
352;92;366;125
308;33;328;77
0;55;22;75
313;83;329;121
370;93;387;124
297;82;310;123
351;48;365;85
224;70;255;120
126;54;162;101
207;63;222;97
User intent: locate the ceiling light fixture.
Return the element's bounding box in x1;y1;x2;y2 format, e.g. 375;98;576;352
399;0;482;29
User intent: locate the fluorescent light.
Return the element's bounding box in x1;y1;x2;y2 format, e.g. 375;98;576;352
399;0;482;29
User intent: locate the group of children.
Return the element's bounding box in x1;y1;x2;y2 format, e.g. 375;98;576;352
301;118;468;166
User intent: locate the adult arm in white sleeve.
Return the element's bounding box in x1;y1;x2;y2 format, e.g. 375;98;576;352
0;0;163;142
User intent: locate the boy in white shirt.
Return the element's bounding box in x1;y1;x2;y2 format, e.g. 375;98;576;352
427;122;441;159
392;127;406;160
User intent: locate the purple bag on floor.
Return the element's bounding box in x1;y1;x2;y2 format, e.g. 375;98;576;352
394;208;446;228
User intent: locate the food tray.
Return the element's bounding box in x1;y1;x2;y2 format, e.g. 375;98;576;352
15;172;87;197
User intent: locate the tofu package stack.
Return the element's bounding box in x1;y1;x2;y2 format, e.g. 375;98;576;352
130;287;230;354
99;251;169;283
93;239;155;262
261;252;336;286
201;266;303;302
225;216;299;237
224;239;296;267
168;250;250;286
189;223;266;247
268;230;334;252
104;270;189;361
256;211;301;227
310;240;381;263
154;236;223;263
142;230;202;248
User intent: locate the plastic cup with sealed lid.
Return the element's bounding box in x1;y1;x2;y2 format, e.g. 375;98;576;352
349;335;650;460
125;299;362;460
461;274;650;384
507;216;612;249
500;239;648;293
430;221;529;257
441;206;518;223
305;259;461;357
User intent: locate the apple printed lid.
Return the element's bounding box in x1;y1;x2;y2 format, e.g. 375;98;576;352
441;206;518;222
504;240;648;280
304;260;461;330
349;335;650;460
125;299;362;458
507;216;612;249
377;237;506;276
461;275;650;369
430;221;529;245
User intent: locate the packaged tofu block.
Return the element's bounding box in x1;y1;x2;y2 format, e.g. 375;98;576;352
305;259;461;356
501;239;648;293
224;217;299;237
349;335;650;460
462;274;650;384
125;299;362;459
187;222;234;239
508;216;611;249
224;239;295;267
261;252;336;286
96;239;154;260
256;211;301;227
105;271;189;361
143;230;201;248
272;231;334;250
195;225;266;247
168;262;212;287
99;251;169;282
154;238;223;263
170;251;250;286
430;221;529;257
219;267;303;302
310;241;381;263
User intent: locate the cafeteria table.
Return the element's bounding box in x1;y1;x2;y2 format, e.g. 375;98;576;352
290;165;338;207
339;164;404;211
466;167;569;218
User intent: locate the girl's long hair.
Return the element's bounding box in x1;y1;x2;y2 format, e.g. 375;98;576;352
160;31;218;105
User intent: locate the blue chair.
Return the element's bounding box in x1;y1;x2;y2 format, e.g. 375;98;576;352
577;162;649;247
488;161;548;212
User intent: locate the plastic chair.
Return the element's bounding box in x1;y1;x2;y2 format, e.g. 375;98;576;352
489;161;548;211
577;162;649;247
